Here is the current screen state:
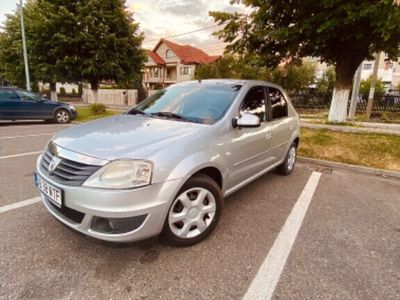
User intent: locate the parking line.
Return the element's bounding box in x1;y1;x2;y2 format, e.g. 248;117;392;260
0;133;54;140
0;151;42;160
243;171;322;300
0;197;41;214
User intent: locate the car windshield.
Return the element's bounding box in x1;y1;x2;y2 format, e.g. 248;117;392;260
131;82;242;124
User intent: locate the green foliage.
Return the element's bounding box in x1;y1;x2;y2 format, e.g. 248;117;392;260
210;1;400;88
316;67;336;93
153;83;164;90
360;76;386;95
195;54;316;92
89;103;107;115
0;0;146;90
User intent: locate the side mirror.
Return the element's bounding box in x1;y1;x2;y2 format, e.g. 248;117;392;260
233;113;261;128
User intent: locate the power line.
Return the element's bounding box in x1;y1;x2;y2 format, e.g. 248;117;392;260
144;24;223;44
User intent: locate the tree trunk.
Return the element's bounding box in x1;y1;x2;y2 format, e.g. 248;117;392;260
91;80;99;103
328;59;360;122
348;63;362;119
50;82;58;102
366;52;381;119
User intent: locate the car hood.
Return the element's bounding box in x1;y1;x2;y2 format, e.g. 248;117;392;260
52;114;206;160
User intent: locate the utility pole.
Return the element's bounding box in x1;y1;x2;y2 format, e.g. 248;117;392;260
19;0;31;91
365;52;381;119
348;63;362;119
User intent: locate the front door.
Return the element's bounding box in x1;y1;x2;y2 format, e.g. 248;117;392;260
227;86;273;188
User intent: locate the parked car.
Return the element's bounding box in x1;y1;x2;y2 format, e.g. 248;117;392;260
35;80;300;246
0;87;77;123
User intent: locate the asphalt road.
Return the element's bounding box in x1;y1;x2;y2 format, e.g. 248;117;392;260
0;121;399;299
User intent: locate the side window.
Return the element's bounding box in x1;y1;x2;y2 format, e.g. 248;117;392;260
16;90;39;101
269;87;288;120
0;90;20;101
240;86;266;122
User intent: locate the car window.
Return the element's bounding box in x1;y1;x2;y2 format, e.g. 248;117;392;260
134;83;242;124
268;87;288;120
0;90;20;101
240;86;266;122
15;90;39;101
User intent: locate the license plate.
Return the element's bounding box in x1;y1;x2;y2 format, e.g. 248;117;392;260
35;173;63;207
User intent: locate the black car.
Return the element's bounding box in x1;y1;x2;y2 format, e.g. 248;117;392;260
0;87;77;123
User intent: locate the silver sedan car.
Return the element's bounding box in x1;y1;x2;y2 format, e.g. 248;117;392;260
35;80;300;246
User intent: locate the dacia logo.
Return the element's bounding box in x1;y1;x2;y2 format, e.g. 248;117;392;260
48;156;62;174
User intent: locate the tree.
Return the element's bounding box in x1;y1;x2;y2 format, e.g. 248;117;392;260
195;54;316;93
210;1;400;122
0;0;40;90
0;0;146;102
35;0;146;102
360;76;386;96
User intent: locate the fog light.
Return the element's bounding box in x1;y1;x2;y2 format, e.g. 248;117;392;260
91;215;147;234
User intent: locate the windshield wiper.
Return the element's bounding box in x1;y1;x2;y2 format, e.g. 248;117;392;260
128;108;150;116
150;111;197;123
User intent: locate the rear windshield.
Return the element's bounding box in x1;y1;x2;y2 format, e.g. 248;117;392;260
134;83;242;124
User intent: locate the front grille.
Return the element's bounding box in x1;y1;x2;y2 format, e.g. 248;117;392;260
40;149;101;186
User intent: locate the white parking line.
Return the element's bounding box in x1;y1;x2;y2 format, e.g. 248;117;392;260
243;171;322;300
0;133;54;140
0;151;42;160
0;197;41;214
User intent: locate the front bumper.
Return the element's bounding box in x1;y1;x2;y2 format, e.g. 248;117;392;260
36;156;183;242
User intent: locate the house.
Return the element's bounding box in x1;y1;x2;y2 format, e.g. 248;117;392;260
143;39;220;89
360;53;400;90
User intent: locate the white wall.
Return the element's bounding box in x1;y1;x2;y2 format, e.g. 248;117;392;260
83;88;138;105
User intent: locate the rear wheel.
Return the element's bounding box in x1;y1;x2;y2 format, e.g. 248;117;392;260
277;142;297;175
54;109;71;123
161;174;222;247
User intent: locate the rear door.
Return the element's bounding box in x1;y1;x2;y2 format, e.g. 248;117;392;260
227;85;274;188
267;86;293;163
0;89;22;119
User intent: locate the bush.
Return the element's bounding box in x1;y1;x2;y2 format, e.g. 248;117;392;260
90;103;107;115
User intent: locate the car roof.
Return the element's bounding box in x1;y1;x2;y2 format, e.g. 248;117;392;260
174;79;284;90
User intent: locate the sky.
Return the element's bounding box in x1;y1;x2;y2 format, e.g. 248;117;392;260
0;0;245;55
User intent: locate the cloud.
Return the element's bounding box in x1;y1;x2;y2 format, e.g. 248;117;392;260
127;0;245;54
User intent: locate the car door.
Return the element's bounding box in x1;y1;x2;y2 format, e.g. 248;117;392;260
15;90;53;119
0;89;23;119
227;85;274;188
267;86;293;163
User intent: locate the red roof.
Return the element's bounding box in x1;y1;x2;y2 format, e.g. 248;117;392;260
147;50;165;65
148;39;220;65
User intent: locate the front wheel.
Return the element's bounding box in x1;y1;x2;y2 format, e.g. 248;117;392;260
161;174;222;247
54;109;71;124
277;142;297;176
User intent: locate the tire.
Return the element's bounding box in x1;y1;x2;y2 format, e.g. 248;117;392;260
161;174;222;247
54;109;71;124
277;142;297;176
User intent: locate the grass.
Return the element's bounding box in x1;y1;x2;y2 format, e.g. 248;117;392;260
299;128;400;172
75;107;120;122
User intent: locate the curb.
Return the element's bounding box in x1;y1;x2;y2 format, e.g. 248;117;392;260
297;156;400;179
300;123;400;136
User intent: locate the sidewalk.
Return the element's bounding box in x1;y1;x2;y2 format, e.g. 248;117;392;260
300;118;400;135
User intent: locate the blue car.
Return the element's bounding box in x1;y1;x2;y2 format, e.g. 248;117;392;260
0;87;77;123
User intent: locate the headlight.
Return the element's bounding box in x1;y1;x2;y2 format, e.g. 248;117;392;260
83;160;153;189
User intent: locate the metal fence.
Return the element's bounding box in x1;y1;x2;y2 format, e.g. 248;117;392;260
290;92;400;112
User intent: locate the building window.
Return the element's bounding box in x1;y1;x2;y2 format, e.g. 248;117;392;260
154;68;159;78
363;63;372;70
180;67;191;75
166;49;172;58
